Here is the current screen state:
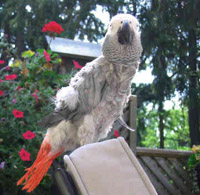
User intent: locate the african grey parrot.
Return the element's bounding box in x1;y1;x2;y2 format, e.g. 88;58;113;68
17;13;143;192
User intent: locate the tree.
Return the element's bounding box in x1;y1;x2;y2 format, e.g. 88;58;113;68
130;0;200;148
182;1;200;146
0;0;108;62
134;0;176;148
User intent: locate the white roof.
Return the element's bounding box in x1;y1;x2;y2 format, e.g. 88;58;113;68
46;36;102;59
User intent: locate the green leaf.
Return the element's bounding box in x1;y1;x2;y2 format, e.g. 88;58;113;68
188;154;200;170
21;50;35;58
36;48;44;55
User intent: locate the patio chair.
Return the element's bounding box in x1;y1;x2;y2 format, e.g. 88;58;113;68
53;137;157;195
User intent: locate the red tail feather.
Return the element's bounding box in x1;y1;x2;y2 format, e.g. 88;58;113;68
17;141;63;192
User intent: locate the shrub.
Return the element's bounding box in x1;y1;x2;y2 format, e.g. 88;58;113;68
187;145;200;193
0;48;72;194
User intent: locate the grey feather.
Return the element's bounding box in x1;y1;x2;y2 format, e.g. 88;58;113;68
41;14;142;148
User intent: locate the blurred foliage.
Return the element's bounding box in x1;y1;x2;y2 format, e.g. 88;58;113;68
0;47;72;194
0;0;128;55
137;102;190;150
188;145;200;171
188;145;200;193
132;0;200;147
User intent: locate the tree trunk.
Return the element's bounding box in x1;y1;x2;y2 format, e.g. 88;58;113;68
15;1;26;57
158;54;166;149
16;28;25;57
188;28;200;146
132;1;137;15
0;22;11;69
159;101;164;148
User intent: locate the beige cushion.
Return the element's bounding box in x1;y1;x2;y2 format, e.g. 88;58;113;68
63;137;157;195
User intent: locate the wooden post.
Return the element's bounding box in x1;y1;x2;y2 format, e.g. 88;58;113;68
60;57;67;74
129;95;137;154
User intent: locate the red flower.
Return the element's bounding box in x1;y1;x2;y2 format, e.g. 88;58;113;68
6;66;10;71
73;60;83;69
0;91;4;96
5;74;17;80
0;60;5;64
0;79;3;82
12;109;24;118
114;129;120;138
42;21;64;34
31;90;38;103
16;86;22;91
22;130;36;140
19;148;30;161
43;50;51;62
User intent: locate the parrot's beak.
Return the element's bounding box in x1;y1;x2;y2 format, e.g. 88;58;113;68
118;20;133;45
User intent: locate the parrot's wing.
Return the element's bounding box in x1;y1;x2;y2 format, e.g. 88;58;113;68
38;106;81;128
39;56;111;129
71;56;111;111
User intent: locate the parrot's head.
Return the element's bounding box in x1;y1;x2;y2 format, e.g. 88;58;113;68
102;14;143;65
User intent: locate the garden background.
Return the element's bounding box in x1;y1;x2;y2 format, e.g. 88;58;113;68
0;0;200;194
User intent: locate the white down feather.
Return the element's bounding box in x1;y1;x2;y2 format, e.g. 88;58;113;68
55;86;79;111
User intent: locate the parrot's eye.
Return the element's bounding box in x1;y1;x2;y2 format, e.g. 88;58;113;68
121;21;123;24
129;21;132;24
